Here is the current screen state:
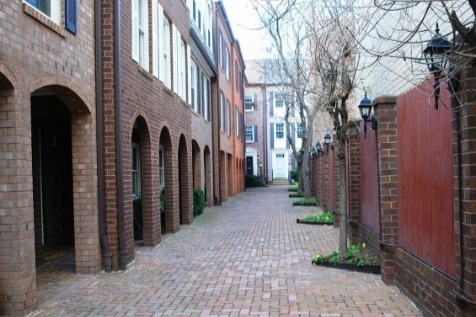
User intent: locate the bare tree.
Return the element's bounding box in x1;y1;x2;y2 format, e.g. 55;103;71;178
253;0;360;257
252;0;327;198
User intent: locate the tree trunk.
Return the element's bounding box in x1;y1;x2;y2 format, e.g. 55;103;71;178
337;140;347;261
303;152;311;198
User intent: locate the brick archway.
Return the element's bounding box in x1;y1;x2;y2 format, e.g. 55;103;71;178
130;116;159;247
192;140;201;190
178;135;192;225
204;146;212;207
159;127;176;233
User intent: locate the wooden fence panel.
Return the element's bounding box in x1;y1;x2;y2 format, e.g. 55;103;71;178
397;79;455;277
360;122;380;233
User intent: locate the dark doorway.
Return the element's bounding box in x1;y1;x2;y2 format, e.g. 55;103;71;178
246;156;253;176
31;96;74;266
132;128;143;243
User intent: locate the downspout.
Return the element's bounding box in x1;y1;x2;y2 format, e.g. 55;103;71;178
95;0;112;272
114;0;127;270
211;78;217;205
216;84;222;205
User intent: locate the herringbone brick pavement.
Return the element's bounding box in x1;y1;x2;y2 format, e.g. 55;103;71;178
30;186;422;317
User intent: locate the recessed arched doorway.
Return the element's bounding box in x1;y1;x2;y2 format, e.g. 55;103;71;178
178;135;191;225
131;116;158;246
29;83;100;274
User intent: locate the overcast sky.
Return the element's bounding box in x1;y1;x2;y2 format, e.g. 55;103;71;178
221;0;270;60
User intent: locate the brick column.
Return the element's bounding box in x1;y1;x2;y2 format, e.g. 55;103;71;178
373;96;399;285
316;156;322;204
347;124;361;244
310;157;317;197
0;92;37;315
453;66;476;312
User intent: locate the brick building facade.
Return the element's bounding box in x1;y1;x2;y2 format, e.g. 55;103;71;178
212;2;245;203
0;0;245;315
0;0;99;315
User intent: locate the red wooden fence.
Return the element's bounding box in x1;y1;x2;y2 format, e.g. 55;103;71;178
360;122;380;233
397;79;455;277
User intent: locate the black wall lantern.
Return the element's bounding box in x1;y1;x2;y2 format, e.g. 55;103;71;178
358;93;377;138
324;132;332;153
423;23;452;110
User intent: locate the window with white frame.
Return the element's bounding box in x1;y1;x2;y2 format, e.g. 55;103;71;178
275;93;284;108
159;146;165;189
25;0;61;25
245;95;254;111
131;0;149;70
235;107;240;137
161;17;171;88
204;77;210;121
235;60;239;90
220;91;225;132
178;37;187;100
297;122;304;138
218;32;223;69
246;126;254;143
275;123;284;139
225;46;230;80
226;99;231;135
190;60;197;111
132;143;141;199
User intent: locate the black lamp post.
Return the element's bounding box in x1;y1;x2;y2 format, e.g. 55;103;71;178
423;23;452;110
315;141;322;156
324;132;332;153
358;93;377;138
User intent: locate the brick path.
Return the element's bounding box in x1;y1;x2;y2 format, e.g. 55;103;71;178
31;186;422;317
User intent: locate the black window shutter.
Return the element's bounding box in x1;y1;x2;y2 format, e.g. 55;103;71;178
270;124;274;149
269;93;274;116
286;124;291;149
254;125;258;142
65;0;77;34
253;94;258;110
291;123;296;145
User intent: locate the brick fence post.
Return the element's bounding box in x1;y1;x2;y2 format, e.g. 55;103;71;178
452;67;476;314
347;124;361;244
373;96;399;285
322;153;329;210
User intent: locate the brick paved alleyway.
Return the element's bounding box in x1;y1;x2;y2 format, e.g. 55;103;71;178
31;186;422;317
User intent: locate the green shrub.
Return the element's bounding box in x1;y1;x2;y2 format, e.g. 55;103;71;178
299;211;334;224
287;187;298;192
292;197;318;206
289;170;297;181
313;243;379;267
245;175;262;187
193;189;206;217
289;192;304;198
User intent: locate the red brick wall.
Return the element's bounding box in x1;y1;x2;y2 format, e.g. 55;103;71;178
0;0;99;314
101;0;194;268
